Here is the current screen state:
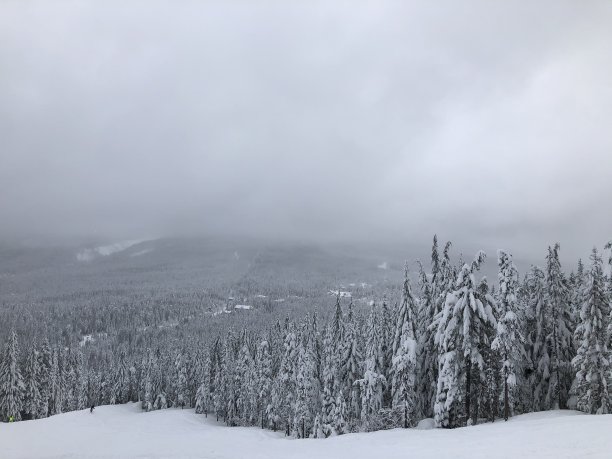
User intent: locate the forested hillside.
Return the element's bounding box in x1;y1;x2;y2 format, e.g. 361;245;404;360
1;236;611;438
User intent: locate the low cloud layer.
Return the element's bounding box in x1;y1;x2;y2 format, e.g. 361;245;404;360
1;1;611;262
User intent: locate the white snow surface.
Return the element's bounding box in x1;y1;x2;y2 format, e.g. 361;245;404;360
76;240;149;261
2;404;612;459
130;248;154;257
329;290;352;298
78;334;94;347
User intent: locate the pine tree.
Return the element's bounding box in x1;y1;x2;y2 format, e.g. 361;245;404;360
37;339;52;418
393;263;418;355
61;349;75;412
195;382;208;415
333;391;348;434
294;331;314;438
320;326;337;437
0;330;25;422
311;414;324;438
141;350;154;412
391;266;418;427
572;248;610;414
256;338;273;428
434;251;496;427
331;293;344;349
526;266;550;411
23;345;41;420
224;332;238;425
380;297;394;407
545;244;573;409
339;300;362;419
356;304;386;430
416;236;444;418
75;351;88;410
491;250;523;421
278;324;298;435
208;338;224;420
235;333;254;424
111;349;129;405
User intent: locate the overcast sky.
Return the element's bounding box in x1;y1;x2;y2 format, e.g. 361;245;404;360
1;0;611;263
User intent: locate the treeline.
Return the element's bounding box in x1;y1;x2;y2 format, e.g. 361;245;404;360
1;237;611;437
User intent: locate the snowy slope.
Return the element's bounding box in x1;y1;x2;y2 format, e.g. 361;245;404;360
2;403;610;459
76;239;150;261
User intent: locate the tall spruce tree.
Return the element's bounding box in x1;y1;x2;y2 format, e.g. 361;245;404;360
545;244;573;409
356;304;386;430
526;266;550;411
434;251;496;427
492;250;523;420
0;330;25;421
572;248;610;414
23;345;41;420
340;300;362;419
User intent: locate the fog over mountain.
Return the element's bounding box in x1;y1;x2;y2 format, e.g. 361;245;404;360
2;0;612;264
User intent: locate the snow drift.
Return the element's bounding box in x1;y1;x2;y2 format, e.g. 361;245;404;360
2;403;611;459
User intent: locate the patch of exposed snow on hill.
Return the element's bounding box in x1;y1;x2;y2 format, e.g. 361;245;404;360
329;290;352;298
76;240;149;262
79;335;94;347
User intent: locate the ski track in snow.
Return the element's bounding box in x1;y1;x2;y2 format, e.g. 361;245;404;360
2;403;611;459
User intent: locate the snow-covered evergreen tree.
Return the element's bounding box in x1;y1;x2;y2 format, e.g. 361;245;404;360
356;304;386;430
0;330;25;422
391;265;418;427
572;248;610;414
311;414;324;438
23;345;41;420
331;293;344;349
175;351;189;409
37;339;52;418
141;350;154;412
417;267;435;417
525;265;550;411
545;244;573;409
340;300;362;420
434;251;496;427
277;324;298;435
249;338;269;427
492;250;523;420
380;297;394;407
111;349;129;405
294;330;315;438
320;326;337;437
333;391;348;434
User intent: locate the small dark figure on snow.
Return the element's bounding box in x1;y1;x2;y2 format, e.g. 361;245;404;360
90;404;95;413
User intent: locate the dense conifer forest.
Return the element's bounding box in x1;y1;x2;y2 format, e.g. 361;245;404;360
1;236;611;437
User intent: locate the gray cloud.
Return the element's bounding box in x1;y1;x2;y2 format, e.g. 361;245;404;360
1;0;611;263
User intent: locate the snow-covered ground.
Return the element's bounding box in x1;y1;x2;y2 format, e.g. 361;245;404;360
2;404;610;459
76;240;150;262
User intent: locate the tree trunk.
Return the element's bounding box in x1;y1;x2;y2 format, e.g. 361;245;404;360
465;360;472;426
404;393;408;428
504;377;509;421
472;382;479;426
